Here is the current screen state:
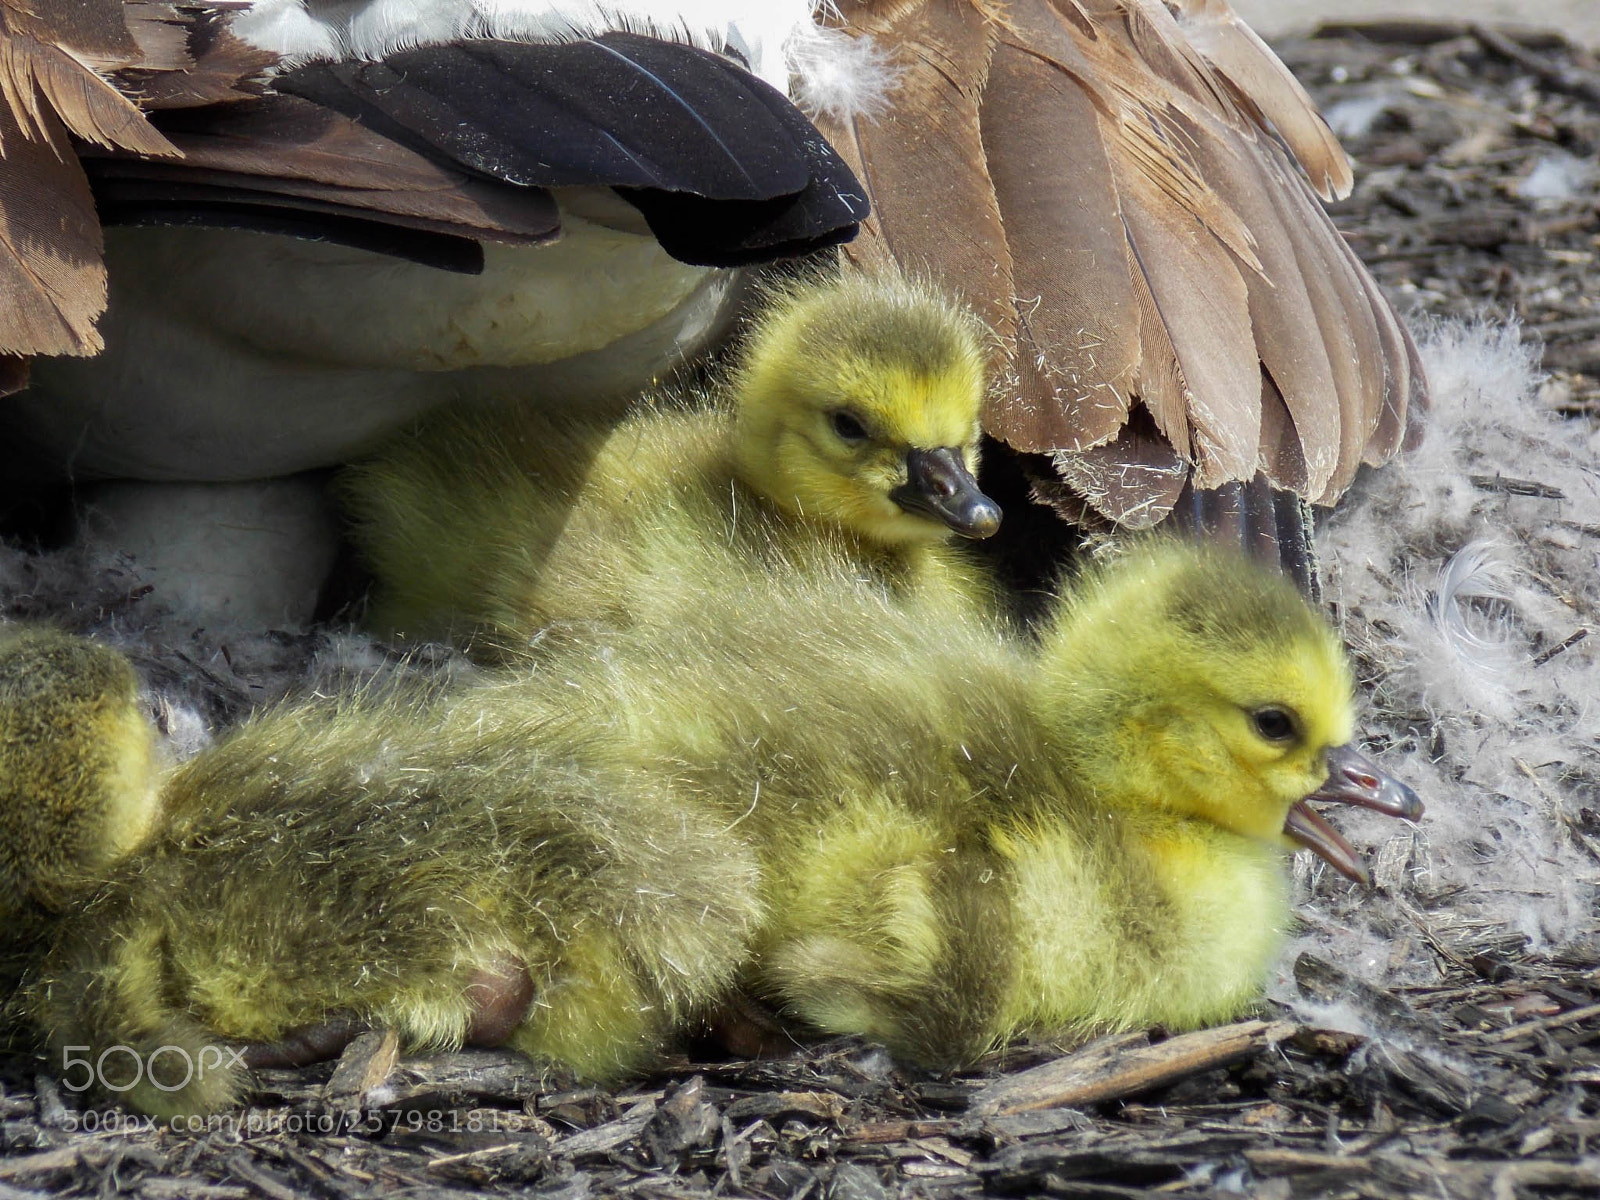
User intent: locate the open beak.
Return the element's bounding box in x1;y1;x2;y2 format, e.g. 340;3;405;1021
889;447;1002;539
1284;745;1424;885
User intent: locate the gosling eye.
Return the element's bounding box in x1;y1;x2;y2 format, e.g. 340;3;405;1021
1251;706;1299;743
829;409;870;444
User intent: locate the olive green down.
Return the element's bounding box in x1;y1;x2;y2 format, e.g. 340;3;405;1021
4;531;1357;1118
0;628;159;917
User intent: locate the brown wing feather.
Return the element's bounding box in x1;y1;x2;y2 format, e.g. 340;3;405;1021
1128;251;1189;460
1;0;139;65
120;2;192;74
981;25;1136;452
112;4;276;110
0;98;107;356
84;97;561;243
1260;170;1386;502
1122;191;1260;488
814;0;1015;348
1171;96;1344;494
834;0;1424;530
0;2;178;358
1257;369;1310;495
0;3;175;155
1167;0;1352;200
1048;414;1189;530
1353;254;1420;469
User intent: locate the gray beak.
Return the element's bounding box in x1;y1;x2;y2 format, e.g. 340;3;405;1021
1283;745;1424;884
889;447;1002;539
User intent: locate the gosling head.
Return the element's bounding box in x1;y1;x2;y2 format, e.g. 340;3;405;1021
1038;545;1421;882
731;271;1001;546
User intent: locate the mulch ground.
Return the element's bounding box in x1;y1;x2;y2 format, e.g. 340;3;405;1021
1292;19;1600;419
4;20;1600;1200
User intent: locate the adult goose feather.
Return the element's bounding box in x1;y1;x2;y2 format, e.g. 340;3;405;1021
815;0;1426;553
270;32;867;265
0;0;178;365
0;1;871;627
0;0;865;449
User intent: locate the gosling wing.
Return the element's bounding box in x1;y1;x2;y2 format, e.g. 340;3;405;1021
817;0;1425;532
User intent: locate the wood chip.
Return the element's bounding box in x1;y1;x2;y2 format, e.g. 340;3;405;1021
1244;1147;1372;1173
846;1119;960;1145
225;1154;301;1200
324;1028;399;1105
554;1097;657;1158
0;1145;101;1179
1488;1001;1600;1043
967;1022;1294;1116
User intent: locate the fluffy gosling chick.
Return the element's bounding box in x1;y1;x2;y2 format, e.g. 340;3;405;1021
15;545;1417;1115
18;684;762;1119
342;270;1001;654
496;539;1421;1060
985;547;1423;1041
0;627;162;919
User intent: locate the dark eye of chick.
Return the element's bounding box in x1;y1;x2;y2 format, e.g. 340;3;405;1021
829;409;870;444
1251;706;1299;743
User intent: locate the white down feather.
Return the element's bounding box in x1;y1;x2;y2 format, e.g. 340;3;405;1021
229;0;890;109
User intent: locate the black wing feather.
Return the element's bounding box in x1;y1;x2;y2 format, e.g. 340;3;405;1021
277;34;811;198
621;62;870;266
277;32;865;265
91;193;488;272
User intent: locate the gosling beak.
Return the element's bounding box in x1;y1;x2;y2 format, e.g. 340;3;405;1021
890;447;1002;539
1283;745;1424;885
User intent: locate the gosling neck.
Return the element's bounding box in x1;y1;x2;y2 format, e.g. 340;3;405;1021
729;368;801;503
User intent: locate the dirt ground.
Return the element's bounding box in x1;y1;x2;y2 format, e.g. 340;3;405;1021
1232;0;1600;46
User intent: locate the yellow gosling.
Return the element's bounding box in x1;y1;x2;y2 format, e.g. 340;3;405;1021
19;685;761;1119
13;544;1418;1114
341;269;1000;656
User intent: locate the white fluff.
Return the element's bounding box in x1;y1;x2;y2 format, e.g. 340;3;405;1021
1518;152;1600;203
230;0;894;113
1421;541;1523;709
1274;314;1600;1016
786;21;899;120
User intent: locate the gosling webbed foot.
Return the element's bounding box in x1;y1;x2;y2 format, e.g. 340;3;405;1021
699;992;795;1060
240;955;534;1069
463;952;537;1048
